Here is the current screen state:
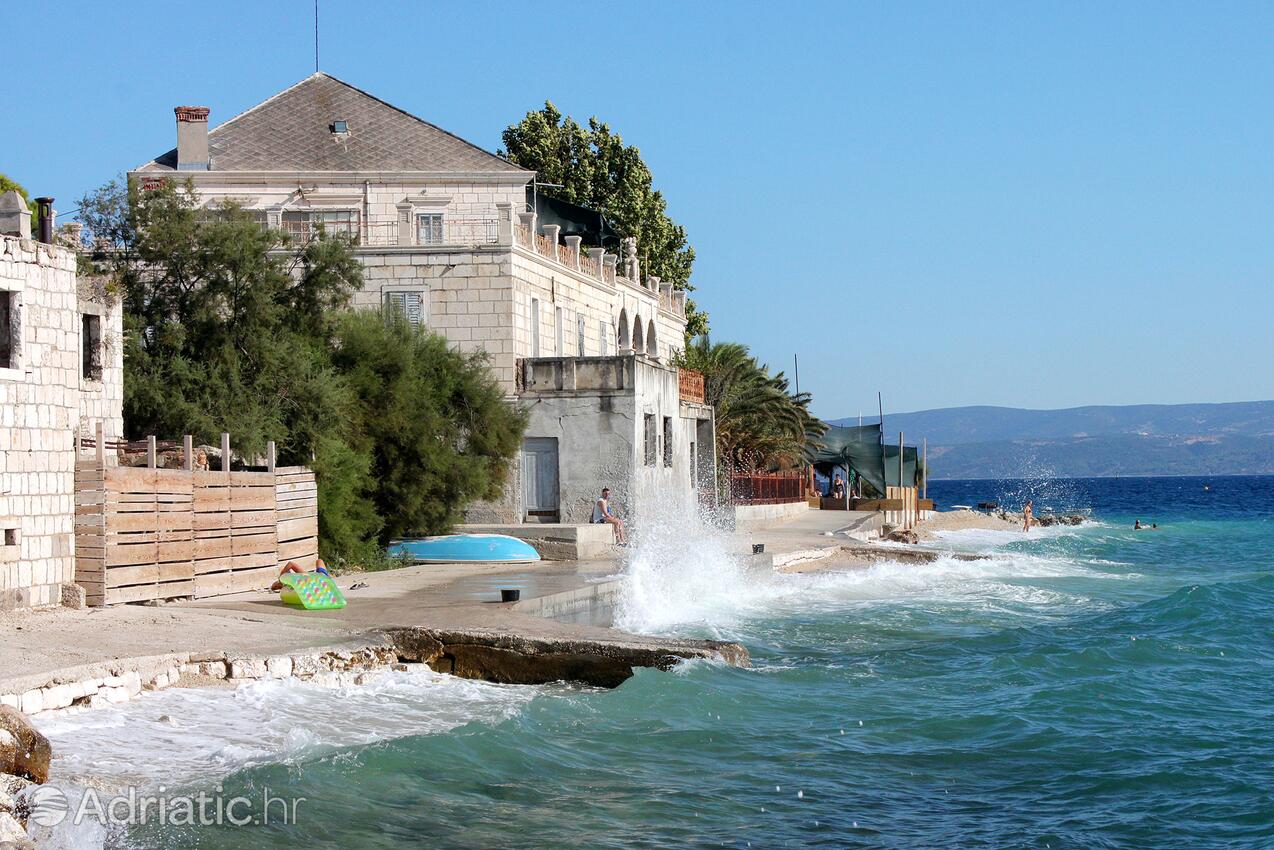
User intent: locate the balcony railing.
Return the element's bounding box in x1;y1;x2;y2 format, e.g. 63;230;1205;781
512;222;686;318
729;472;805;505
278;216;500;247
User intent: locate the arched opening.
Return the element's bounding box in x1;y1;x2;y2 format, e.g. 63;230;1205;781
617;308;630;351
632;314;644;354
646;319;658;358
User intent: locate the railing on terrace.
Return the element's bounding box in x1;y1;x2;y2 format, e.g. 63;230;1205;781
278;216;500;248
729;472;805;505
678;368;705;404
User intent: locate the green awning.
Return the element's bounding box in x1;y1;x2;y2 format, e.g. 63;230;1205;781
811;423;918;493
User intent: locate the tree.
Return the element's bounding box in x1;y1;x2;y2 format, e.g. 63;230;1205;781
331;310;529;539
501;102;708;337
676;336;825;473
82;178;360;461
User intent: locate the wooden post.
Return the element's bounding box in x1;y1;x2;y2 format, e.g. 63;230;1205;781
899;431;906;529
220;433;231;474
95;420;105;470
923;438;928;502
267;441;276;473
183;435;194;471
147;435;157;469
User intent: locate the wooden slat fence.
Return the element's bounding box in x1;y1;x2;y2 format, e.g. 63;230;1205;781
74;442;318;606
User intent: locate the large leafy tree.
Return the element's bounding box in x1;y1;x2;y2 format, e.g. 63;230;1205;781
677;336;825;473
501;102;708;337
79;178;527;562
331;310;528;539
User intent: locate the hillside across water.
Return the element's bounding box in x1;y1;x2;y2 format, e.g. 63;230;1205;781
830;400;1274;479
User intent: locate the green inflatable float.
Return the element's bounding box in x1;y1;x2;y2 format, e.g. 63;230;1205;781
279;571;347;610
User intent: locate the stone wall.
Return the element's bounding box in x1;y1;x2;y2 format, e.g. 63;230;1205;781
0;236;123;609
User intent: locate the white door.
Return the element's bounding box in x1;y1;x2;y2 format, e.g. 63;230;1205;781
522;438;559;516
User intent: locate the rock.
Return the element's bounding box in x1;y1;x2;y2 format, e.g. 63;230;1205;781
38;685;74;712
266;656;293;679
0;811;33;848
289;654;321;678
0;707;52;784
229;658;268;680
197;661;229;680
884;529;919;545
60;583;86;610
16;692;40;716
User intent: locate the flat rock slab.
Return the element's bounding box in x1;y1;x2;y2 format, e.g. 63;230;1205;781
390;626;748;689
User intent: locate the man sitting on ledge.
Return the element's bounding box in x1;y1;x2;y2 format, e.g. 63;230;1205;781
592;487;627;545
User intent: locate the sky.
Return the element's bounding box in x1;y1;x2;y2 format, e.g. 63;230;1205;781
6;1;1274;419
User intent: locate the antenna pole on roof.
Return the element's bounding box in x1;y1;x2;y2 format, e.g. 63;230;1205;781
314;0;320;73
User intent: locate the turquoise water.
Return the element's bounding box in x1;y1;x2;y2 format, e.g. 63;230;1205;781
37;476;1274;848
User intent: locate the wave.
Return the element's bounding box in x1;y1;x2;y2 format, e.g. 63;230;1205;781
614;501;1113;639
37;668;545;790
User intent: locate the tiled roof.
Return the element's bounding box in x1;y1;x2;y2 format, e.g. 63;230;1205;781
138;73;528;175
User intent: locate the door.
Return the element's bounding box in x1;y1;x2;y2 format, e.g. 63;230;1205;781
522;438;559;520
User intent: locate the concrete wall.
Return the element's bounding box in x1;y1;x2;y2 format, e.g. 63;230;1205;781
732;500;810;531
503;355;713;533
0;236;123;609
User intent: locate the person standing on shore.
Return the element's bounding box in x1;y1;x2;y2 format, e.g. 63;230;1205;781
1023;500;1034;532
593;487;627;545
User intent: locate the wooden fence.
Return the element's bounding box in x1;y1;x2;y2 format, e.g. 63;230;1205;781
74;433;317;606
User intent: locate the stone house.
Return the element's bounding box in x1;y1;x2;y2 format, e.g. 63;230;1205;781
0;193;124;609
131;73;715;529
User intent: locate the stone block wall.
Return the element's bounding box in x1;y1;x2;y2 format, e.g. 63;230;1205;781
0;236;123;610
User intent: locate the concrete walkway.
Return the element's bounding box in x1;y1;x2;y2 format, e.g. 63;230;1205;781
0;508;870;695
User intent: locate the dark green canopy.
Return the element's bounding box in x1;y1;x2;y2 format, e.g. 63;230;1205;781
812;423;919;494
883;444;919;488
812;424;886;494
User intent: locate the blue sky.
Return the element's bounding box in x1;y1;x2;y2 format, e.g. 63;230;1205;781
7;1;1273;419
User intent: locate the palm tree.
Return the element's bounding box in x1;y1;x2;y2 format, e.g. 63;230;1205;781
677;336;826;474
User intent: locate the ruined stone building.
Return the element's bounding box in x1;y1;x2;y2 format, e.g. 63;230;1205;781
0;193;124;609
131;73;715;528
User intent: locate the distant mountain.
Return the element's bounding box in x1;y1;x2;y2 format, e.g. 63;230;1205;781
829;401;1274;479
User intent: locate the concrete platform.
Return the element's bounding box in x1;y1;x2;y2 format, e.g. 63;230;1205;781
460;522;616;560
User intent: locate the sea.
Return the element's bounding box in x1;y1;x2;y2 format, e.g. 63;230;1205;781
29;475;1274;849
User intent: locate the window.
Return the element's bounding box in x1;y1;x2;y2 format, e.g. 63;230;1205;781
2;528;16;548
384;291;426;327
331;120;349;134
282;210;358;240
416;213;444;245
82;314;102;381
599;320;609;356
644;414;657;466
0;290;14;369
663;417;673;467
530;298;541;357
554;306;564;355
577;314;586;356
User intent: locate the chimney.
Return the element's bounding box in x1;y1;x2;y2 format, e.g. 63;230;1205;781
34;198;54;244
174;106;210;171
0;190;31;239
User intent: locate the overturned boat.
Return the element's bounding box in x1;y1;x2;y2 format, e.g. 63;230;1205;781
388;533;542;564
